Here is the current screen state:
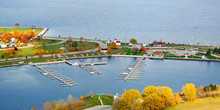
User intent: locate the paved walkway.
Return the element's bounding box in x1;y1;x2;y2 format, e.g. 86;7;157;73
84;105;112;110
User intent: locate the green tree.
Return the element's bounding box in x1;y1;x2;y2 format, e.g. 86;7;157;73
213;47;218;54
183;83;197;101
206;49;211;56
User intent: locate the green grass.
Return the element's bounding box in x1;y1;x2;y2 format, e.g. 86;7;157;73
84;95;113;107
206;55;220;60
29;39;62;45
165;97;220;110
0;41;98;59
0;27;43;36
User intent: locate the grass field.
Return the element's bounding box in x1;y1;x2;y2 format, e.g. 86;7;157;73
165;97;220;110
0;27;43;36
84;95;113;107
0;41;98;59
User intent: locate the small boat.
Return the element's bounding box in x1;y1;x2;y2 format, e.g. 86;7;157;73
72;62;79;66
120;72;128;75
128;68;133;70
42;72;48;75
90;72;95;74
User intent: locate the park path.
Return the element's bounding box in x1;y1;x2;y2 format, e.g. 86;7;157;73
84;105;112;110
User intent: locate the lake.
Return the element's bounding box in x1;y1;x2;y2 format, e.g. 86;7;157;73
0;57;219;110
0;0;220;45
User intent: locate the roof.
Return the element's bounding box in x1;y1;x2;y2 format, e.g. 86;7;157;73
152;51;164;55
116;41;121;43
152;41;166;45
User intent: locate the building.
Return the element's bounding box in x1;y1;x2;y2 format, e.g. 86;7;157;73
115;41;121;45
152;51;164;57
0;43;7;48
152;40;166;46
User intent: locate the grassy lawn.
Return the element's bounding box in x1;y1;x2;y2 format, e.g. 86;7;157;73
206;55;220;60
84;95;113;107
0;27;43;36
29;39;62;45
165;97;220;110
0;41;98;59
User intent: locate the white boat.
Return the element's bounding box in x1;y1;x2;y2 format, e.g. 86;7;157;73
90;72;95;74
72;62;79;66
120;72;128;75
128;68;133;70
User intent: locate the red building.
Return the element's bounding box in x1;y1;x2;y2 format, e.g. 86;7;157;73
152;40;166;46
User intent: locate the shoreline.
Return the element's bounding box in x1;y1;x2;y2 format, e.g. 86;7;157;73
0;55;219;68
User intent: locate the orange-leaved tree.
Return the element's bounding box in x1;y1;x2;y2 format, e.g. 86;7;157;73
38;52;43;57
141;47;147;52
18;51;21;56
97;46;102;51
107;47;111;53
111;43;118;49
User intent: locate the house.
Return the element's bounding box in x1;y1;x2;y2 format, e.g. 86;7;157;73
0;43;7;48
141;43;148;47
152;51;164;57
115;41;121;45
128;42;132;46
152;40;166;46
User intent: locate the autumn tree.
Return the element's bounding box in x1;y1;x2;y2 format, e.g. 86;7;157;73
9;53;13;57
34;50;39;54
141;94;165;110
174;93;182;104
59;50;64;55
141;47;147;52
107;47;111;53
55;54;58;58
71;47;75;51
97;46;102;51
130;38;137;44
38;52;43;57
46;50;49;54
68;36;72;41
5;57;8;60
41;49;45;53
80;95;83;99
142;86;176;107
15;23;20;27
183;83;197;101
51;51;53;55
111;43;118;49
30;54;34;58
80;37;83;43
18;51;21;56
113;89;142;110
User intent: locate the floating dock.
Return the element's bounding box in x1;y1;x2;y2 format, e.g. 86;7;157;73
34;65;78;87
65;60;105;75
117;57;146;80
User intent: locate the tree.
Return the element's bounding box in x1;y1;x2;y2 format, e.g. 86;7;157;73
111;43;118;49
80;46;83;50
71;47;75;51
15;23;20;27
80;37;83;43
55;54;58;58
9;53;13;57
80;95;83;99
206;49;211;56
183;83;197;101
68;36;72;41
34;50;39;54
46;50;49;54
107;47;111;53
59;50;64;55
51;51;53;55
97;46;102;51
130;38;137;44
142;86;176;107
35;45;38;49
5;57;8;60
30;54;34;58
213;47;218;54
38;52;43;57
18;51;21;56
174;93;182;104
113;89;142;110
141;47;147;52
41;49;45;53
141;94;165;110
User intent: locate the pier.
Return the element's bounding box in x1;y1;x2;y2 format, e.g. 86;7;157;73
34;65;78;87
117;57;146;80
65;60;105;75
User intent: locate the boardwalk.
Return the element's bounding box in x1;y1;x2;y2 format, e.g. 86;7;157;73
117;57;146;80
34;65;78;87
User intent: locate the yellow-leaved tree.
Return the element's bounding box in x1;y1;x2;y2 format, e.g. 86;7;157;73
142;94;165;110
113;89;142;110
183;83;197;101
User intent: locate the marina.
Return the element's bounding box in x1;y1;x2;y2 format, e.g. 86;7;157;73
117;57;146;80
34;65;78;87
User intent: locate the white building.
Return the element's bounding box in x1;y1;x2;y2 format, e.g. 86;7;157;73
0;43;7;48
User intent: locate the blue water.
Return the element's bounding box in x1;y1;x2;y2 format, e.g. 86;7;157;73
0;57;219;110
0;0;220;45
